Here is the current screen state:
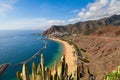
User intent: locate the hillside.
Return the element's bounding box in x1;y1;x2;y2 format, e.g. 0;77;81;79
92;25;120;37
42;14;120;80
43;14;120;36
64;26;120;80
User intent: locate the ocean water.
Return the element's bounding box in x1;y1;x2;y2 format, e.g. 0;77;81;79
0;30;63;80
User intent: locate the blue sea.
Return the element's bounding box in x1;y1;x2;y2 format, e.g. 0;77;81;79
0;30;63;80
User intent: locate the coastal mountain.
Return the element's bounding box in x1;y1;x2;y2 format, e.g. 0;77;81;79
42;14;120;80
43;14;120;36
92;25;120;37
72;26;120;80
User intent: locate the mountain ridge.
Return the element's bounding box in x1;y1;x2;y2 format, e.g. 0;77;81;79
43;14;120;36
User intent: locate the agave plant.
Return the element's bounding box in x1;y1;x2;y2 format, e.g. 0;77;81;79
104;66;120;80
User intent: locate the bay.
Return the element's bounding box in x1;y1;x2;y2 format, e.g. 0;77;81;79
0;30;63;80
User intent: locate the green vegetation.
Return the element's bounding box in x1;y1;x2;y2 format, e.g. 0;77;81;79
60;38;89;63
59;38;82;57
104;66;120;80
80;49;86;52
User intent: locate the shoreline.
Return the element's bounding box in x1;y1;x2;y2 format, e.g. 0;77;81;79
46;41;63;68
49;38;77;75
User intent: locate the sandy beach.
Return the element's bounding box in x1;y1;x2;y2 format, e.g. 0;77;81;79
50;38;77;75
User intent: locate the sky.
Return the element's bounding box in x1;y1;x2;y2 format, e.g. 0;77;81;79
0;0;120;30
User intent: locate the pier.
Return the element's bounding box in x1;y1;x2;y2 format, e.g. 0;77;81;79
0;63;9;75
15;39;48;66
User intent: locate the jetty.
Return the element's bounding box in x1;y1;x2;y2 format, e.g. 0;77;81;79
0;63;9;75
15;39;48;66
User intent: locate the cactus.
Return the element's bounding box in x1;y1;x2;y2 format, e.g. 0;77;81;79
53;63;60;80
59;55;69;80
50;74;53;80
16;54;78;80
60;56;65;80
16;64;30;80
16;71;23;80
45;68;51;80
32;62;36;80
41;54;45;80
65;63;68;77
22;64;30;80
37;63;42;80
54;71;58;80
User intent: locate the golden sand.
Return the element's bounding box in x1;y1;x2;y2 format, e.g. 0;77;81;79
50;38;77;75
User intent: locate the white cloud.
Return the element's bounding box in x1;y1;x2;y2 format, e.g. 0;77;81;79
47;20;65;24
0;0;17;16
69;0;120;22
0;0;120;30
68;18;81;22
0;18;66;30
